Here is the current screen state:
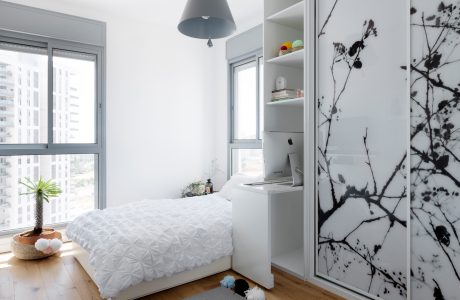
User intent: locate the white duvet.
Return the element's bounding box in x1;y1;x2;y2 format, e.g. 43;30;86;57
66;194;233;299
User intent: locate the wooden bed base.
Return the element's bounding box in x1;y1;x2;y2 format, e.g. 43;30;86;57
72;242;232;300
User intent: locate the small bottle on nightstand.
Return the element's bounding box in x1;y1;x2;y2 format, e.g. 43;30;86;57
205;179;213;194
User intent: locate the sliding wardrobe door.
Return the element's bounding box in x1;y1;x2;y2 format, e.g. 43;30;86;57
315;0;408;299
410;1;460;299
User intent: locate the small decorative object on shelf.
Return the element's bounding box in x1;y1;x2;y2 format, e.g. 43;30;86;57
181;180;206;198
292;39;304;52
271;88;304;102
11;177;62;260
205;178;214;194
278;41;292;56
275;76;287;91
278;39;304;56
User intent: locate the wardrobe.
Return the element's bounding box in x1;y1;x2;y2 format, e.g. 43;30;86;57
255;0;460;299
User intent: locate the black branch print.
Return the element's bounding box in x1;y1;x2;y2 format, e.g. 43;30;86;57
317;16;408;298
317;1;460;299
410;1;460;299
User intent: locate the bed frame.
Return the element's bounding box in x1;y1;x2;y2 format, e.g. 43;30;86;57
72;242;232;300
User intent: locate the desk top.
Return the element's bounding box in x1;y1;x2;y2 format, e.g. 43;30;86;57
235;182;304;195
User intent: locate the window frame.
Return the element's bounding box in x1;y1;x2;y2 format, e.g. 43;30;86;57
228;49;263;177
0;29;106;236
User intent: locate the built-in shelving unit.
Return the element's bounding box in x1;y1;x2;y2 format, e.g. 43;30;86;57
264;0;306;281
266;97;304;107
266;49;304;68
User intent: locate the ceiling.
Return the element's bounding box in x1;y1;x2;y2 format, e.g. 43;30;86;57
47;0;263;31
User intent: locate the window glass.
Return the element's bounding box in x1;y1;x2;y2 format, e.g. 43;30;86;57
0;43;47;144
233;61;257;140
231;149;264;177
53;50;96;144
259;58;264;138
0;154;96;232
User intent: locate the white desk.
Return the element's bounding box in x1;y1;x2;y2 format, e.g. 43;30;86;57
231;182;304;289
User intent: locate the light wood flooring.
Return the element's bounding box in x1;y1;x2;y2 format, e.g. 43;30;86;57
0;242;343;300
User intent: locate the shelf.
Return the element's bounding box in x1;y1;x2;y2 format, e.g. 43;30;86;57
267;97;304;107
272;248;304;278
266;49;304;68
267;1;304;30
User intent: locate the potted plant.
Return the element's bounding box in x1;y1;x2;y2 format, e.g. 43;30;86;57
11;177;63;260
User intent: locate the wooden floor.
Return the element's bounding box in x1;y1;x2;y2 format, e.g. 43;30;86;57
0;243;342;300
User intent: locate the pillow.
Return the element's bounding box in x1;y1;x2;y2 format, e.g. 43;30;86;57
218;174;262;201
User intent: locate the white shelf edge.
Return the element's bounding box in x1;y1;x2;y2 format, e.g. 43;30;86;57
266;1;304;22
266;49;304;67
267;97;304;107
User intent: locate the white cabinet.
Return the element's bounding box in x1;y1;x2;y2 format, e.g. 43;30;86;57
232;0;308;290
232;183;304;288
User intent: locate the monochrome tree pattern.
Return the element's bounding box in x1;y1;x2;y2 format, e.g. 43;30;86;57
316;1;460;299
410;1;460;299
316;0;408;299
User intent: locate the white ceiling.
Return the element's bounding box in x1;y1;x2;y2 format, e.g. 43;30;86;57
47;0;263;31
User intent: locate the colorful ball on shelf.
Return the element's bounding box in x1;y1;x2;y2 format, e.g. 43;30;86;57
292;39;304;48
281;41;292;49
280;45;288;51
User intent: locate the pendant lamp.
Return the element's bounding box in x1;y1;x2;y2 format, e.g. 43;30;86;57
178;0;236;47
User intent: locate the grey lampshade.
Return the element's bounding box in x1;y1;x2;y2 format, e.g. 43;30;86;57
178;0;236;39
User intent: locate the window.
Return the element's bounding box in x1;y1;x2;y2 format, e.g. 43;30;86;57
0;37;104;234
229;53;264;177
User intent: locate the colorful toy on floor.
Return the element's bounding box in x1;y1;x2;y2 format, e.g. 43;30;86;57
245;286;266;300
220;275;236;288
234;279;250;297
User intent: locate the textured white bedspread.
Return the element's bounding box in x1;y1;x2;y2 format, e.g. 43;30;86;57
66;194;232;298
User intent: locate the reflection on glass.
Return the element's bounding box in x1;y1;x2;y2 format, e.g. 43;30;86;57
53;50;96;143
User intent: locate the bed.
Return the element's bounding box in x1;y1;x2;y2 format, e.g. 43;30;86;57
66;193;233;300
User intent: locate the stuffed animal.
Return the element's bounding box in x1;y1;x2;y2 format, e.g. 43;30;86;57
245;286;266;300
34;238;62;254
220;275;236;288
234;279;250;297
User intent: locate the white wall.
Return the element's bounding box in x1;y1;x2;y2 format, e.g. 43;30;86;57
5;0;217;207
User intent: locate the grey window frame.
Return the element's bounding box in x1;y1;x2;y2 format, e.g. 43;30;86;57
0;28;106;236
228;49;263;177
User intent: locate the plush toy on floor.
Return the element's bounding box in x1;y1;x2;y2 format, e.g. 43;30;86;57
234;279;250;297
219;275;265;299
245;287;266;300
220;275;236;289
